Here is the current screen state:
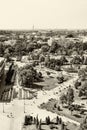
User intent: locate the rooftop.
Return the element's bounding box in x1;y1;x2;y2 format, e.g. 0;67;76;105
0;57;5;63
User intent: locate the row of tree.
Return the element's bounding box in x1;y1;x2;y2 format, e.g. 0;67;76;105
24;115;67;130
5;62;16;85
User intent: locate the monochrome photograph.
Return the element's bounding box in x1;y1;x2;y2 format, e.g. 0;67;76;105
0;0;87;130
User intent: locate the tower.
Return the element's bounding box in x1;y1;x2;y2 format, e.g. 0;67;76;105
32;25;34;31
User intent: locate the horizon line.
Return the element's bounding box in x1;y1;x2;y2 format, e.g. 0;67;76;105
0;28;87;31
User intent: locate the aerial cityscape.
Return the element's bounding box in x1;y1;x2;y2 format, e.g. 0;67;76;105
0;0;87;130
0;29;87;130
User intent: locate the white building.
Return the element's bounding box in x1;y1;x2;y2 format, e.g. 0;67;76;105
48;37;53;46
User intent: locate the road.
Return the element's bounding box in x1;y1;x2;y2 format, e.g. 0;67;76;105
0;66;80;130
9;100;24;130
8;73;80;130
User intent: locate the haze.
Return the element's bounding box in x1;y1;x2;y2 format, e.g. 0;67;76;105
0;0;87;30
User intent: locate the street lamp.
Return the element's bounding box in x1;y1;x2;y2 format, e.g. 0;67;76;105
24;90;25;113
3;101;4;113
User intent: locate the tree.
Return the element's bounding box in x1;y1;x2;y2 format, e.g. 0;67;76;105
34;117;36;124
80;116;87;130
57;73;64;84
82;55;85;64
66;33;74;38
71;56;82;64
14;42;26;56
79;82;87;98
59;118;62;124
39;54;45;62
45;55;50;67
74;80;81;89
19;65;43;88
67;86;74;106
56;59;62;66
60;94;67;106
41;45;49;52
26;43;35;52
4;52;11;62
49;41;58;53
39;119;42;130
0;43;5;56
60;56;68;65
78;69;86;81
56;116;59;124
61;122;65;130
83;42;87;50
46;116;50;125
55;65;61;71
84;57;87;65
68;105;74;115
36;115;39;128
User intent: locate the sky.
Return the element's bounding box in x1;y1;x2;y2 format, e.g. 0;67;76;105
0;0;87;30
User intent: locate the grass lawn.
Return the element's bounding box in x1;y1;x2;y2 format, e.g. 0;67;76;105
34;65;73;90
34;76;58;90
40;99;85;124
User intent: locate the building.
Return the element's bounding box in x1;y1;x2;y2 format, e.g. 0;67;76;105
0;57;5;99
0;57;5;85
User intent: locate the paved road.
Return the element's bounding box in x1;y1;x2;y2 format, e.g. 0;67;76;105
0;69;80;130
9;101;23;130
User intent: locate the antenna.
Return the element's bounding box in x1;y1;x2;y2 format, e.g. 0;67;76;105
33;25;34;31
